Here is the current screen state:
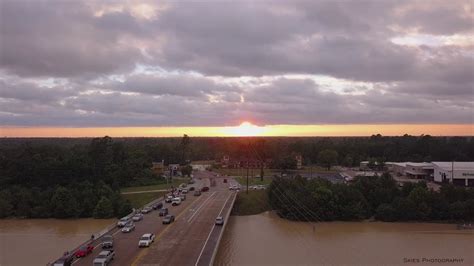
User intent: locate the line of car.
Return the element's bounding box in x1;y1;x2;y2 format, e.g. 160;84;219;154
53;179;218;266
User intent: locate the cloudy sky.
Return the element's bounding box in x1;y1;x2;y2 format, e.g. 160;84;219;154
0;0;473;136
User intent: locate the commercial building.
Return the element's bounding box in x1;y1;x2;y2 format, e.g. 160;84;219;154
432;162;474;187
190;160;214;171
385;161;474;187
404;162;433;179
151;161;165;174
387;162;407;176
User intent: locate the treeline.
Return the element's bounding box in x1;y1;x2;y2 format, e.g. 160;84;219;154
2;135;473;168
0;136;162;218
268;175;474;222
0;181;131;218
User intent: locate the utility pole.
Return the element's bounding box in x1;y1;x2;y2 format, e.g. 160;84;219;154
451;161;454;184
246;141;250;194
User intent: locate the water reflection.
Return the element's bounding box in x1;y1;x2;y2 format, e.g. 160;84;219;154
0;218;113;265
215;212;474;266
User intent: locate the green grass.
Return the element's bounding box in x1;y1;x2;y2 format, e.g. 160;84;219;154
231;190;270;216
121;179;184;193
213;166;337;178
235;176;273;186
213;168;281;177
122;191;166;209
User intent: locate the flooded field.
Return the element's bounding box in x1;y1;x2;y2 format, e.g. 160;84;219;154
0;218;113;265
216;212;474;266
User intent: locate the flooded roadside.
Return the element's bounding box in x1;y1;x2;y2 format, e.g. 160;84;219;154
0;218;114;265
215;212;474;265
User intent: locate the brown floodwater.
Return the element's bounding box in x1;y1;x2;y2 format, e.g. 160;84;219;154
0;218;114;265
215;212;474;266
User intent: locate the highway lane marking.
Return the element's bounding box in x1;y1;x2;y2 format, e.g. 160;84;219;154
194;192;233;266
130;192;212;266
187;191;217;223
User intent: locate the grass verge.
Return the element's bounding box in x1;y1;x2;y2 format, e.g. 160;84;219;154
234;176;273;186
231;190;270;216
122;191;166;209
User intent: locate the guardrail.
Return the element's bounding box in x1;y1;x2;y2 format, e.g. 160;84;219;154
47;193;168;265
209;191;237;266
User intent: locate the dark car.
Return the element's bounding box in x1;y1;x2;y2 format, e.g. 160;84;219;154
159;207;169;216
53;253;73;266
162;214;175;224
152;202;163;210
74;244;93;258
223;178;227;183
201;186;209;192
194;190;201;196
101;235;113;249
189;186;195;191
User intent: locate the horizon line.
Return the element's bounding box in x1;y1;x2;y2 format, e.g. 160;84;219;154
1;124;472;138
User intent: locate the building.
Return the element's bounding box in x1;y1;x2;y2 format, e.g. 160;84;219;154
404;162;433;179
359;161;369;170
386;162;406;176
432;162;474;187
190;160;214;171
220;155;270;169
151;161;165;174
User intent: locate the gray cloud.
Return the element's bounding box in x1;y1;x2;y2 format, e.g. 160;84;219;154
0;0;472;127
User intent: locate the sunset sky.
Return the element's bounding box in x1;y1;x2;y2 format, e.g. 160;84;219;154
0;0;473;137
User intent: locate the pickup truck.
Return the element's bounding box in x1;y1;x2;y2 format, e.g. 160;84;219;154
93;250;115;266
138;233;155;247
171;197;181;206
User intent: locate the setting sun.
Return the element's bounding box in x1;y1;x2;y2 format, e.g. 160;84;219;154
221;121;267;136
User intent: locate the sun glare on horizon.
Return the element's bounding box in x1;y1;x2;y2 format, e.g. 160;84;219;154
222;121;266;136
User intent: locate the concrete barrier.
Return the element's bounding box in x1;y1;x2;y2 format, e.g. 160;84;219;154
48;193;167;265
209;192;237;266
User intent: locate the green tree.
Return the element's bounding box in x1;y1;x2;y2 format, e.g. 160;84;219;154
181;165;193;177
180;134;191;165
317;149;338;170
0;191;13;218
51;187;79;218
375;203;396;221
93;197;114;218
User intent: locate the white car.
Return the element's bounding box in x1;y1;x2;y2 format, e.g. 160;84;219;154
121;222;135;233
117;217;130;227
132;213;144;222
138;233;155;247
182;188;188;194
172;197;181;206
93;250;114;266
141;207;152;214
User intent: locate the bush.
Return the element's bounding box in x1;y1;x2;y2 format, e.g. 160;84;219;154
93;197;114;218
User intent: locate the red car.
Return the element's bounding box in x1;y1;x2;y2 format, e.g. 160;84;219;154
74;244;94;258
201;186;209;192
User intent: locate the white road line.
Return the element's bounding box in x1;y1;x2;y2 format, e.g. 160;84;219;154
187;192;217;223
194;192;233;266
